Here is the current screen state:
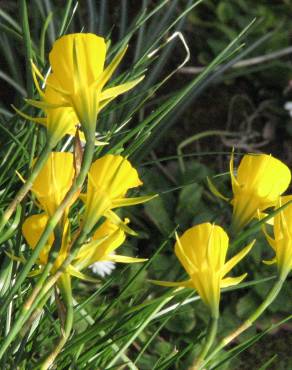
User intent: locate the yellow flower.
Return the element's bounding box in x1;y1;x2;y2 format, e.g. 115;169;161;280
28;33;144;138
230;153;291;232
74;219;147;272
13;105;79;147
263;195;292;279
22;213;57;266
22;215;145;280
31;152;75;216
152;223;254;316
82;154;155;232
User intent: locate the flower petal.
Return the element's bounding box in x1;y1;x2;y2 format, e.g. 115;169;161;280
94;45;128;89
148;279;193;288
49;33;106;92
263;257;277;265
111;194;157;208
22;213;54;265
104;210;137;236
89;154;143;199
109;255;147;263
220;273;247;288
207;176;229;202
221;240;255;277
99;76;144;101
31;152;75;215
229;149;239;193
237;154;291;202
67;265;100;283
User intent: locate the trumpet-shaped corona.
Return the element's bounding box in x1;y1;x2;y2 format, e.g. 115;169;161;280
82;154;154;232
152;223;254;316
230;153;291;232
26;33;144;140
31;152;75;216
263;196;292;279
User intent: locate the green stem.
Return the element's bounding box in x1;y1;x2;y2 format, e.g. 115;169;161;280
177;130;239;173
0;222;91;359
19;289;52;338
30;227;89;297
191;316;218;370
0;142;53;233
201;278;285;369
0;138;95;318
41;275;73;370
0;226;64;358
0;284;53;360
20;0;33;97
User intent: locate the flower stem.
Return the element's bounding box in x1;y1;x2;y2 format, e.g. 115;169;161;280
0;137;95;317
0;282;53;360
0;226;64;359
190;316;218;370
0;142;53;233
41;275;73;370
201;278;285;369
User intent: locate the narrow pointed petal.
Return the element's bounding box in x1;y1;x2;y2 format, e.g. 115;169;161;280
67;265;100;282
262;224;276;250
109;255;147;263
263;257;277;265
221;240;255;277
207;176;229;201
100;76;144;101
31;60;45;97
95;46;128;89
12;105;46;124
112;194;157;208
25;98;68;110
98;97;115;111
220;273;247;288
104;210;137;236
149;279;193;288
229;149;239;193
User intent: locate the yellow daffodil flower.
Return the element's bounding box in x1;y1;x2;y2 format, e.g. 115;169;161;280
263;195;292;279
230;153;291;232
27;33;144;139
152;223;254;317
22;213;57;267
22;214;146;280
81;154;155;232
31;152;75;216
13;105;80;147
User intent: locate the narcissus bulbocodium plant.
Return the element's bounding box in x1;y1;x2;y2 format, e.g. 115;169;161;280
24;33;144;144
263;195;292;280
20;151;149;280
2;32;144;235
152;223;254;318
230;153;291;232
